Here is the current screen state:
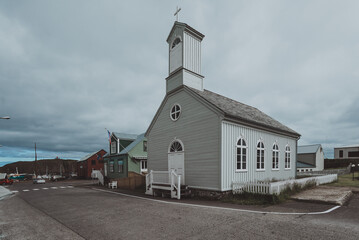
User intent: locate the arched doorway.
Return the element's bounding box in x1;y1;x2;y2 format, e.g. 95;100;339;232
168;139;185;184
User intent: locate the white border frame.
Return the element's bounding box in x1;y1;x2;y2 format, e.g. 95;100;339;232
171;36;182;50
256;139;265;171
168;138;185;153
285;144;291;170
235;136;248;172
170;103;182;122
272;141;280;171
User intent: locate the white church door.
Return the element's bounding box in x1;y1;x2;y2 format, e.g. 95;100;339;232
168;140;185;185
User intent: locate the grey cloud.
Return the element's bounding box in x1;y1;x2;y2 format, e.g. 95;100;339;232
1;0;359;161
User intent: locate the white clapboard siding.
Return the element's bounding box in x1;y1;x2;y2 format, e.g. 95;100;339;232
183;32;201;75
148;89;221;191
221;121;297;191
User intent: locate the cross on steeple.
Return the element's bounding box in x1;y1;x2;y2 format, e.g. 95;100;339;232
174;6;181;21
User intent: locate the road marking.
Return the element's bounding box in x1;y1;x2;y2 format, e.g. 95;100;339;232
60;186;66;189
51;187;58;189
92;188;341;216
42;188;49;190
11;190;18;193
22;189;29;192
33;189;40;191
67;186;74;188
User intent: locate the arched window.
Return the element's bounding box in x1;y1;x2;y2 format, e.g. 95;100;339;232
285;145;291;169
169;140;183;153
170;104;181;121
257;141;265;170
236;138;247;171
272;143;279;170
171;37;181;49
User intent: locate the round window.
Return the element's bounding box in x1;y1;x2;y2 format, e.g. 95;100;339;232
170;104;181;121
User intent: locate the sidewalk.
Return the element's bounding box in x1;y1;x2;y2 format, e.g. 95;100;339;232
0;185;13;200
291;186;354;205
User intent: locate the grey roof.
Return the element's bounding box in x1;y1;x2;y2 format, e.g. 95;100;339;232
113;132;138;141
166;21;205;43
80;150;103;161
187;87;300;137
119;133;146;155
298;144;321;154
334;144;359;149
297;161;316;168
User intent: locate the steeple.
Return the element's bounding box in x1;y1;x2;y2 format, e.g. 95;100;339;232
166;21;205;92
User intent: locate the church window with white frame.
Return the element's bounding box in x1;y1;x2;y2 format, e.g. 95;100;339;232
118;160;124;173
257;141;265;170
285;145;291;169
111;141;116;154
169;140;183;152
170;104;181;121
236;138;247;171
140;160;147;173
171;37;181;49
109;160;114;173
272;143;279;170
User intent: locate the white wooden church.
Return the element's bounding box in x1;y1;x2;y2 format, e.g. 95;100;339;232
145;21;300;198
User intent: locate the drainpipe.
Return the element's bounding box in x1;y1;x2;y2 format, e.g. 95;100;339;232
295;135;301;179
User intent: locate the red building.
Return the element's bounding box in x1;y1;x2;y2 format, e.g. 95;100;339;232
77;149;107;179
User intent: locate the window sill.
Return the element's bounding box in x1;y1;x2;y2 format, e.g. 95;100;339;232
284;168;291;170
256;169;265;172
235;170;248;173
272;169;280;171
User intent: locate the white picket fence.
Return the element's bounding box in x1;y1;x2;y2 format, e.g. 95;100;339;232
232;174;338;195
233;181;271;194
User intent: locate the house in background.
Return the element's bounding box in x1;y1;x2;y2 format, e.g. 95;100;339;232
145;21;300;197
297;144;324;172
334;145;359;159
103;133;147;180
77;149;107;179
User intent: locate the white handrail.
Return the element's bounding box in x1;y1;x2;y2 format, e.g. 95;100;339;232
170;170;181;199
177;175;181;200
92;170;104;185
145;170;153;195
146;170;182;199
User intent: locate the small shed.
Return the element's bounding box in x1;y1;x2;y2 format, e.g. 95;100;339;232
297;144;324;172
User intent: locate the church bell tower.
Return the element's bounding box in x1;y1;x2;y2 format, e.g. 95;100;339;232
166;21;205;93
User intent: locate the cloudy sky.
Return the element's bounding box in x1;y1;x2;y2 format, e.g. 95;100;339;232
1;0;358;165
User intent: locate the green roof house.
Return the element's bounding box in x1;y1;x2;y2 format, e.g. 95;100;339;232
103;132;147;179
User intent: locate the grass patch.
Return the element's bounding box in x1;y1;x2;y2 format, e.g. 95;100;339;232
222;180;317;205
327;173;359;188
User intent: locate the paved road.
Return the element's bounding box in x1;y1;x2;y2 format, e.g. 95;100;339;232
1;180;358;240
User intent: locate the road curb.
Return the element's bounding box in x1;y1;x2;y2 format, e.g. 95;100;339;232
0;186;13;200
91;187;341;215
291;190;353;206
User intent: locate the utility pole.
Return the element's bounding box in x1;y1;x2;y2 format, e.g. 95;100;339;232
34;142;37;177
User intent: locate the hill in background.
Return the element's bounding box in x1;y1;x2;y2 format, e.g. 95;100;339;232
0;159;78;175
